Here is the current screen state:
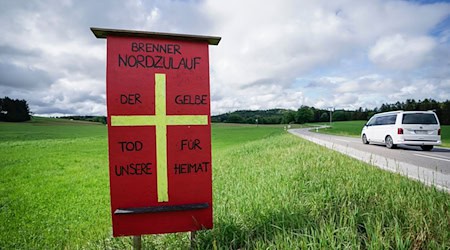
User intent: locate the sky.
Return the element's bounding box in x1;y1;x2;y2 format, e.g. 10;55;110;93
0;0;450;116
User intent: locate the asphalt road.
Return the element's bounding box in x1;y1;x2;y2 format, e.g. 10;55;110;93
289;128;450;191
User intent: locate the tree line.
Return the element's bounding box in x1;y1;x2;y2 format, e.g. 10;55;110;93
2;96;449;125
0;97;31;122
0;96;107;124
212;99;450;125
58;116;107;124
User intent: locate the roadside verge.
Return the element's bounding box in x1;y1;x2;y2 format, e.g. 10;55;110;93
289;128;450;193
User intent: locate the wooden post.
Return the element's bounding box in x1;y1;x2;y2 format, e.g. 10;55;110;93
133;235;142;250
190;231;196;249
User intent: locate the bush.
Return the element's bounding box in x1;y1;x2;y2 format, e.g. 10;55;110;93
0;97;31;122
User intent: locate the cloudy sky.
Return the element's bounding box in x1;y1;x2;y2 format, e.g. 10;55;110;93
1;0;450;116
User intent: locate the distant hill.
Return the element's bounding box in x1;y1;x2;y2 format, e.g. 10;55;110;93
212;109;291;124
212;98;450;125
58;115;107;124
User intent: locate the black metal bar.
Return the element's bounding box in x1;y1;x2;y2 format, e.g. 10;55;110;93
114;203;209;215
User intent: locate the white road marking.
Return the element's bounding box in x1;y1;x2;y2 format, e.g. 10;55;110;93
417;152;450;160
413;153;450;163
335;138;350;143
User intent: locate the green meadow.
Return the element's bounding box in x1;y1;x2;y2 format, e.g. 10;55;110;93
1;118;449;249
317;120;450;148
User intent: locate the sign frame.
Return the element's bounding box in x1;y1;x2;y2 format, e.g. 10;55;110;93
91;27;220;237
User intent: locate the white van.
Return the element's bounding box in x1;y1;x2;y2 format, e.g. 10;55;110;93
361;110;441;151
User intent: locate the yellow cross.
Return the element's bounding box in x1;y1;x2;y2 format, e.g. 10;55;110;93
110;73;208;202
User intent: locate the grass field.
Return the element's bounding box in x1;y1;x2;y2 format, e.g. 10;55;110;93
316;120;450;148
1;118;449;249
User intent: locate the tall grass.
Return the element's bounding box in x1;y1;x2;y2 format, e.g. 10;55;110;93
198;133;450;249
0;120;449;249
316;120;366;137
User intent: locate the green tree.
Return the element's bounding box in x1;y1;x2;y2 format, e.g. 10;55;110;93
282;110;297;124
319;112;329;122
440;100;450;125
380;103;390;112
226;114;243;123
0;97;31;122
405;99;417;110
296;106;314;124
310;107;321;122
332;110;348;121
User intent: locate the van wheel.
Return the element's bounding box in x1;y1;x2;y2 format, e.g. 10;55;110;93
362;134;369;144
385;136;396;149
421;145;433;151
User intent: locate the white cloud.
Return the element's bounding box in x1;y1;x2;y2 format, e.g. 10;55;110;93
211;84;306;115
0;0;449;116
369;34;436;70
205;0;450;112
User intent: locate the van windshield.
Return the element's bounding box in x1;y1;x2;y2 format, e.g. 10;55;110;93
402;113;438;125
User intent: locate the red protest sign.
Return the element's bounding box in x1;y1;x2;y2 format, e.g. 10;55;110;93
91;28;220;236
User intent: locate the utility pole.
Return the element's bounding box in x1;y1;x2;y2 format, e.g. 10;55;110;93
328;107;334;127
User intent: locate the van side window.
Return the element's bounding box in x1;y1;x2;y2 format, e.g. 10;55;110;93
387;115;396;125
367;118;376;126
374;117;383;125
374;115;396;125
